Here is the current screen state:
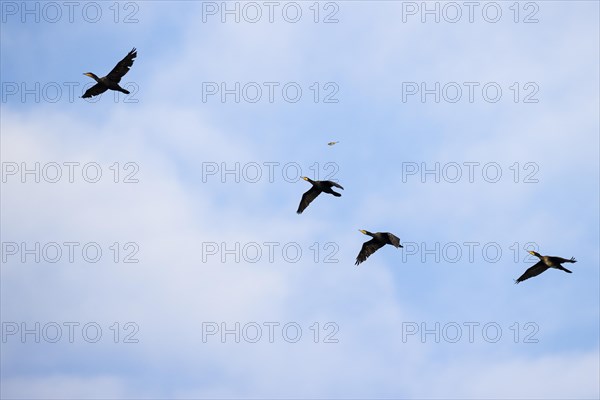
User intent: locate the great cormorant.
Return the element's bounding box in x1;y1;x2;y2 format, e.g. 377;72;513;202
327;141;339;146
355;230;402;265
82;48;137;98
515;250;576;283
296;177;343;214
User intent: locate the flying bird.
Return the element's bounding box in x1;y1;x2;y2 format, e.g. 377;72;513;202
515;250;577;283
82;48;137;98
296;177;343;214
355;230;402;266
327;141;339;146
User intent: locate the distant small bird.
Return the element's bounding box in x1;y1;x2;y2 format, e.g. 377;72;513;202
327;141;339;146
82;48;137;98
515;250;577;283
355;230;402;266
296;177;343;214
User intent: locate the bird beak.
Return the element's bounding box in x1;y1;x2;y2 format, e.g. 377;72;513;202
301;177;308;181
528;250;535;255
358;229;366;234
399;244;404;248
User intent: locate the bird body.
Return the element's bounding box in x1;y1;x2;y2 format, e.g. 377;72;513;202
515;251;576;283
296;177;343;214
82;48;137;98
355;230;402;266
85;73;130;94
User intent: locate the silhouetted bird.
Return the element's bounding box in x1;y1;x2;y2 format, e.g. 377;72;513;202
515;250;576;283
296;177;343;214
355;230;402;266
82;48;137;98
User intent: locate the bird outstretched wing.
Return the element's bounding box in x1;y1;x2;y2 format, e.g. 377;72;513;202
556;265;573;273
327;181;344;190
82;83;108;98
515;261;549;284
386;233;401;248
552;256;577;264
107;48;137;83
355;238;386;266
297;186;321;214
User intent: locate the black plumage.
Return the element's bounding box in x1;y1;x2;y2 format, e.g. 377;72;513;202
515;251;576;283
355;230;402;266
82;48;137;98
296;177;343;214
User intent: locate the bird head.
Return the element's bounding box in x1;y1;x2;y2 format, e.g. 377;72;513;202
359;229;367;235
528;250;541;258
83;72;97;79
301;176;310;182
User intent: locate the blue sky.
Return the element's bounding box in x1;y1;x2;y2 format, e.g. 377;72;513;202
1;1;599;398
